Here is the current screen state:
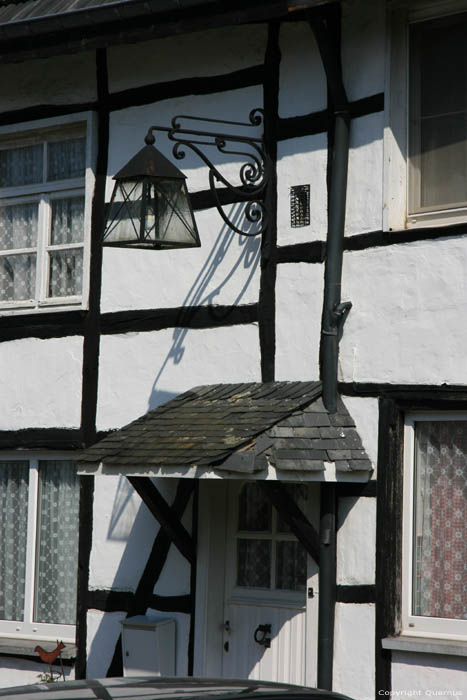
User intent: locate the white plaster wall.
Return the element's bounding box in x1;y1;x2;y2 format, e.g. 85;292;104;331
333;603;375;700
275;262;322;381
391;651;467;695
0;52;96;112
96;324;261;430
341;0;386;103
345;112;384;236
0;657;73;688
101;207;260;312
277;134;328;246
89;476;179;591
108;25;267;93
340;236;467;384
342;397;378;474
337;496;376;585
278;22;327;118
107;86;263;198
86;610;127;679
154;495;192;596
0;336;82;429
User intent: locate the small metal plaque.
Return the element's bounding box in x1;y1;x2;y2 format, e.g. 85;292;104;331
290;184;310;227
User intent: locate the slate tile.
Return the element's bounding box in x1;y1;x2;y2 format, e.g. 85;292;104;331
275;459;325;471
349;460;373;471
275;449;329;460
329;413;355;427
327;450;352;461
303;413;331;427
334;460;351;472
319;427;347;439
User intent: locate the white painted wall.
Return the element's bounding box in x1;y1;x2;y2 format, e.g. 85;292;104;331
337;496;376;585
391;651;467;695
275;262;322;381
277;134;328;246
0;52;96;112
86;610;127;679
341;0;386;103
101;207;261;313
333;603;375;700
340;236;467;384
278;22;327;118
96;324;261;430
0;336;83;429
107;25;267;93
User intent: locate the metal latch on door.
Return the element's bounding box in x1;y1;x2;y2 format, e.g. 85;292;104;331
253;623;272;648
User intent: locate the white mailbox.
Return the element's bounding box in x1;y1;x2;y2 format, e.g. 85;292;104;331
120;616;176;677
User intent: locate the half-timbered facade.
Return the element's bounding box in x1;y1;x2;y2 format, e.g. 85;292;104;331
0;0;465;697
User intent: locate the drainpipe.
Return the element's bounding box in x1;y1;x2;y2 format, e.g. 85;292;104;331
317;484;336;690
310;9;352;414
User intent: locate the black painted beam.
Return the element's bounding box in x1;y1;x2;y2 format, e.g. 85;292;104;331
0;428;84;450
75;476;95;680
336;584;376;604
86;589;192;614
128;477;195;564
259;481;320;563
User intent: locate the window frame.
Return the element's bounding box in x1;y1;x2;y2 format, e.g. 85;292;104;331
0;452;80;643
402;413;467;640
0;112;96;316
384;0;467;231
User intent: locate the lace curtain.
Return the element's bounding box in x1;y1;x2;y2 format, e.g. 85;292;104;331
35;461;79;625
0;463;29;621
414;421;467;619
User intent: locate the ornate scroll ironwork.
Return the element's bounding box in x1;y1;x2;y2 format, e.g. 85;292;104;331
144;109;269;237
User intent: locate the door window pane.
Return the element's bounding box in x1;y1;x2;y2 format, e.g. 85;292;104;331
238;482;271;532
34;461;79;625
0;463;29;621
413;421;467;619
237;539;271;588
276;541;306;591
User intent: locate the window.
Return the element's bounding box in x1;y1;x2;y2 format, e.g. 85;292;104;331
408;13;467;223
0;458;80;641
0;119;92;314
384;3;467;230
233;482;307;596
403;415;467;639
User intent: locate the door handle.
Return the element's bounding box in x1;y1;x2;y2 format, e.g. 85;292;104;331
254;623;271;648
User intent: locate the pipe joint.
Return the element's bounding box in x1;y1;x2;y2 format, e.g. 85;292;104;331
332;300;352;324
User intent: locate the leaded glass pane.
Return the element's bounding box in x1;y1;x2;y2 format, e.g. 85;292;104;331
34;461;79;625
0;144;42;188
0;202;38;250
276;540;306;591
0;462;29;621
0;254;36;302
47;138;85;181
413;421;467;620
48;248;83;298
237;539;271;588
50;197;84;245
238;482;272;532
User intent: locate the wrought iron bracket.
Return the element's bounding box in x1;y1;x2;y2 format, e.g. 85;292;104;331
144;109;269;238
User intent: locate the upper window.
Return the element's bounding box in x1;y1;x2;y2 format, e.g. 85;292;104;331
0;121;91;314
403;415;467;639
409;14;467;222
0;457;80;642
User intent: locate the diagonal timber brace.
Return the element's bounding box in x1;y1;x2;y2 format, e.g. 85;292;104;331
128;476;196;564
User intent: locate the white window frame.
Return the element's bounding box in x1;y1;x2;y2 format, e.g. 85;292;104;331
403;413;467;640
384;0;467;231
0;112;97;316
0;452;79;643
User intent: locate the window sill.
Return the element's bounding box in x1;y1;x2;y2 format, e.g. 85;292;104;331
0;637;76;659
382;635;467;657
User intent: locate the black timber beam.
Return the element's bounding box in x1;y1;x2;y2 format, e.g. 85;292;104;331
259;481;320;563
128;476;195;565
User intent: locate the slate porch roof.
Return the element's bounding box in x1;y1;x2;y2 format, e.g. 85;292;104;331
78;381;372;476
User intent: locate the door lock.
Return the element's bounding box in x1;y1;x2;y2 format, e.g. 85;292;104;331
253;623;272;648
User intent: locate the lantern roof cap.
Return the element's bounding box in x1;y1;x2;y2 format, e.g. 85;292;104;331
114;144;186;181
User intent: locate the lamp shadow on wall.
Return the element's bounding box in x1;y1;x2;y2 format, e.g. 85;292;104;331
147;201;261;413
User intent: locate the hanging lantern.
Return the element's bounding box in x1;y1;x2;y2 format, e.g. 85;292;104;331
103;144;200;250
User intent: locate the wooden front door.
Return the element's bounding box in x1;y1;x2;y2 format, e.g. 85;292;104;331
221;482;319;685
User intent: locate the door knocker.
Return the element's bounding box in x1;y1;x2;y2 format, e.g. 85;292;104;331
253;623;272;648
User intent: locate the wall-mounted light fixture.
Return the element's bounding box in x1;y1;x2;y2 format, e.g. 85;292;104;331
103;110;269;250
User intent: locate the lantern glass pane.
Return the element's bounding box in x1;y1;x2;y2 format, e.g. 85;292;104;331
103;180;143;244
152;179;199;246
